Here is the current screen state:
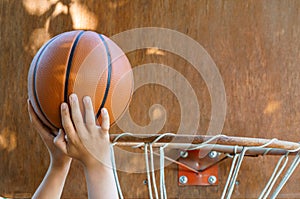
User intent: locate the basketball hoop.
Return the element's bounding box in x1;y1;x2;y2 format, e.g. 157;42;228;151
109;133;300;199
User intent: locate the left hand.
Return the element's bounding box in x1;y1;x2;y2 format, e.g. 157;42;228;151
28;100;72;168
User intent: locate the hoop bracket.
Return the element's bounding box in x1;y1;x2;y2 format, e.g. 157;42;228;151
178;150;223;186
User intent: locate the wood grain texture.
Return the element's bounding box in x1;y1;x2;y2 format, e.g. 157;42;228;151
1;0;300;198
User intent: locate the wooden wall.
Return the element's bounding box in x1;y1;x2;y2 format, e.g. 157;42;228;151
1;0;300;198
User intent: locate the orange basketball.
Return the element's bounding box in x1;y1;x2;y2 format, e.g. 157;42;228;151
28;30;133;130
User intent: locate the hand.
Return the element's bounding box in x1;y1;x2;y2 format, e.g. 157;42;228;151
54;94;118;199
54;94;111;168
27;100;72;168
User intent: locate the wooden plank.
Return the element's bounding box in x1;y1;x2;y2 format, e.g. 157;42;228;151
0;0;300;198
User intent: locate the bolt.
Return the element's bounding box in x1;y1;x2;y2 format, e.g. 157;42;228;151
208;175;217;185
208;151;218;159
179;175;188;184
180;151;188;158
143;179;148;185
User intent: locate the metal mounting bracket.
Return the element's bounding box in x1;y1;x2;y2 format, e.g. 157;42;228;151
178;149;225;186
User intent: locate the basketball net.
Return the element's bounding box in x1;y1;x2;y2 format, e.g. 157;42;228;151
109;133;300;199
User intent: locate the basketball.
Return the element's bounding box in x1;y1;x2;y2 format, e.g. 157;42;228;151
28;30;133;130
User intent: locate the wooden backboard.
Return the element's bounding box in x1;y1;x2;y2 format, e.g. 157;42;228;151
0;0;299;198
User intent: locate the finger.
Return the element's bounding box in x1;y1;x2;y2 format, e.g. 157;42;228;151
69;93;84;130
83;96;96;127
53;129;68;155
100;108;110;133
27;99;53;139
60;102;76;142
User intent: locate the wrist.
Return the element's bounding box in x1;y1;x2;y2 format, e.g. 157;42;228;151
50;157;72;170
83;160;117;199
83;158;112;173
81;153;112;170
83;162;114;185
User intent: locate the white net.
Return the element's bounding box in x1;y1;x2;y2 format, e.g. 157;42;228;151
109;133;300;199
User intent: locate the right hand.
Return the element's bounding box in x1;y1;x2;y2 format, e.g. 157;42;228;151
54;94;112;168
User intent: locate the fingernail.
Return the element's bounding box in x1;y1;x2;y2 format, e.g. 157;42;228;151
69;93;77;102
102;108;107;114
61;103;67;110
83;96;91;104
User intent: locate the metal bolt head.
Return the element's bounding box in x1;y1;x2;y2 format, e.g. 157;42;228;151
179;175;188;184
180;151;188;158
143;179;148;185
208;151;218;159
208;175;217;185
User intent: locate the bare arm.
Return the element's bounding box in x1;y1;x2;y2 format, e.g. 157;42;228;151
54;94;118;199
32;161;71;199
28;101;72;199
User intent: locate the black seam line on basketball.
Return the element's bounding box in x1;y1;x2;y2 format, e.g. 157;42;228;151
64;30;85;103
33;35;61;130
96;34;112;119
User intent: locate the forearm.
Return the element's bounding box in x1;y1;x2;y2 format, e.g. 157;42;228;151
32;161;71;199
84;163;118;199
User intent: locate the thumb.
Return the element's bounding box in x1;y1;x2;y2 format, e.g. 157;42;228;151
54;129;68;155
